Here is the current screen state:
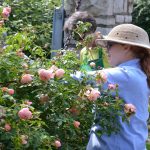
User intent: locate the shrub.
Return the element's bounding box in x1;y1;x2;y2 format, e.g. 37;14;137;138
132;0;150;36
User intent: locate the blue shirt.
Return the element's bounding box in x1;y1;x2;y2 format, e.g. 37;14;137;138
86;59;150;150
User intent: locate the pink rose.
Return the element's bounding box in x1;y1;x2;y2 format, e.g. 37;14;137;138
5;7;11;13
21;74;33;84
108;84;117;90
2;7;11;18
96;71;107;84
55;69;65;78
86;89;100;101
54;140;61;148
124;104;136;115
90;62;96;67
73;121;80;128
8;89;14;95
4;123;11;132
18;108;32;120
38;69;54;81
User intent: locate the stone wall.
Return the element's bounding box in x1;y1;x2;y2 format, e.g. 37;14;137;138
65;0;134;35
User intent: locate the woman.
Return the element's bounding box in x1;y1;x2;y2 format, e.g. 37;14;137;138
86;24;150;150
64;11;107;69
80;32;106;71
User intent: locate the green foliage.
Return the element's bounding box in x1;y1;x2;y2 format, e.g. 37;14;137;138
3;0;61;55
0;32;130;149
132;0;150;36
147;143;150;150
0;3;134;149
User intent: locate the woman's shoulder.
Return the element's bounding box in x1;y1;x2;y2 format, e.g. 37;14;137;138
102;66;146;84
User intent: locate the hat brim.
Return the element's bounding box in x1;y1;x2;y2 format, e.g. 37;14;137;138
96;37;150;50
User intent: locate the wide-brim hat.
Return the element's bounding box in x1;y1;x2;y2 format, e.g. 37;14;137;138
96;24;150;50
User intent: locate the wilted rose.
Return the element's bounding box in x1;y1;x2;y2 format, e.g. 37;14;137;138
22;63;28;69
39;94;49;104
124;104;136;116
49;65;58;72
24;100;32;105
69;107;79;116
1;87;8;92
21;135;28;145
96;71;107;84
0;20;4;27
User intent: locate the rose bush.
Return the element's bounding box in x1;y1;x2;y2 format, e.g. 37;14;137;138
3;0;61;56
0;5;135;150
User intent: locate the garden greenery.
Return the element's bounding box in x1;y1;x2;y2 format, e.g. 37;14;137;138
0;3;136;150
132;0;150;36
3;0;61;56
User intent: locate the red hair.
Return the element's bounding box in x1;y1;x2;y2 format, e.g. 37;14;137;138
131;46;150;87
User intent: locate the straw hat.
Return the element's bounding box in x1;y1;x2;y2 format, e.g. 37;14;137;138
96;24;150;50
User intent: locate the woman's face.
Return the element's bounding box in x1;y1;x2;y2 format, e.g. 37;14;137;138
106;42;134;67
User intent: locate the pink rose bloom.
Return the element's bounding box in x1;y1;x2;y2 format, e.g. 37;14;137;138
8;89;14;95
38;69;54;81
73;121;80;128
108;84;117;90
21;74;33;84
87;89;100;101
2;7;11;18
4;123;11;132
90;62;96;67
54;140;61;148
5;7;11;13
124;104;136;115
96;71;107;84
18;108;32;120
55;69;65;78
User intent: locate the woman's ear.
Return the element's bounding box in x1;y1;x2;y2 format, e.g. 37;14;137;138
123;44;131;51
123;45;134;57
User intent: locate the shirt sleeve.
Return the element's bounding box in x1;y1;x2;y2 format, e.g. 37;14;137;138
101;67;130;91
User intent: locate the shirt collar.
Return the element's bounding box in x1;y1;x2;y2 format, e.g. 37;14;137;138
118;58;140;68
